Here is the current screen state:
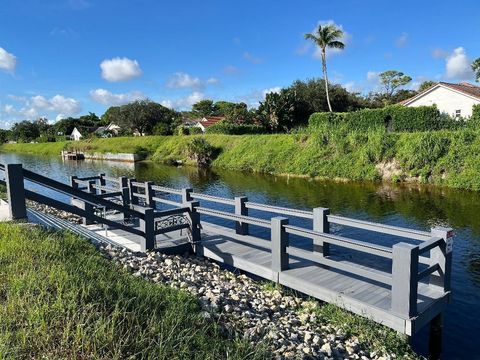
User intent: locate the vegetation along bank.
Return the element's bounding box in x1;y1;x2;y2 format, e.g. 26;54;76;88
2;123;480;191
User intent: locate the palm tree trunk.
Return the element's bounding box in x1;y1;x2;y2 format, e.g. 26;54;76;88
322;49;333;112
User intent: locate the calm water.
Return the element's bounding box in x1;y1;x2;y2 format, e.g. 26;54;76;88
1;152;478;359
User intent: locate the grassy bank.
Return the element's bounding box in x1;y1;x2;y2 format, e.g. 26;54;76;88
0;222;265;359
2;127;480;191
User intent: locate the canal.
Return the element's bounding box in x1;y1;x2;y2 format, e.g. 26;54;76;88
0;152;478;359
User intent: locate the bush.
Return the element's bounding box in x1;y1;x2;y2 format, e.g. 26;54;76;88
186;138;216;166
205;122;266;135
469;104;480;129
176;125;190;135
309;105;462;133
189;126;204;135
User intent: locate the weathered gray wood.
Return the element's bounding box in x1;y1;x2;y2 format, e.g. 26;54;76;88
5;164;27;220
430;227;453;294
271;217;289;278
191;192;235;205
144;181;154;207
391;243;419;317
181;188;193;203
246;202;313;219
139;208;155;251
196;207;271;228
313;207;330;256
235;196;249;235
185;201;201;243
128;178;139;205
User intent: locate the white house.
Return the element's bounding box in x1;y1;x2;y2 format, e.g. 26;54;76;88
95;123;121;137
401;82;480;118
69;127;83;141
193;116;225;132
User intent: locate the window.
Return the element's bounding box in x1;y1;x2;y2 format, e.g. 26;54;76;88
455;109;461;118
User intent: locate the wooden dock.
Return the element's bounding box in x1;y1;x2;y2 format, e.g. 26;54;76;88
0;163;454;355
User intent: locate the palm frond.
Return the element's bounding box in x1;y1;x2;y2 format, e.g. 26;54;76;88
328;40;345;49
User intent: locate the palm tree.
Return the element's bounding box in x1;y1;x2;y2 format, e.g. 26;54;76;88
305;24;345;112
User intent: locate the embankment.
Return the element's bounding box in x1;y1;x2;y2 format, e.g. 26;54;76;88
2;128;480;191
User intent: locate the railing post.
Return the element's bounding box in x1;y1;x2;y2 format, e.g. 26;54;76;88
313;207;330;256
81;180;96;225
139;208;155;252
181;188;193;203
70;175;78;189
186;200;201;244
271;217;289;282
98;173;106;194
391;243;419;318
5;164;27;220
430;227;454;295
128;178;139;206
235;196;249;235
144;181;154;208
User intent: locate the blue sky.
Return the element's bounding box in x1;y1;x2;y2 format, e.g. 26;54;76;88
0;0;479;127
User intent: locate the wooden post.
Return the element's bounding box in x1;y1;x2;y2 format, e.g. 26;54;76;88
391;242;419;317
186;200;201;244
70;175;78;189
144;181;154;208
271;217;289;281
98;173;106;194
82;180;96;225
313;207;330;256
139;208;155;252
181;188;193;203
128;178;139;205
235;196;249;235
429;313;443;360
430;227;453;295
5;164;27;220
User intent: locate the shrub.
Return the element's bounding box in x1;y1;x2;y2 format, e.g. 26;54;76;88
468;104;480;129
176;125;190;136
205;122;266;135
134;145;150;159
189;126;204;135
308;105;461;133
186;138;216;166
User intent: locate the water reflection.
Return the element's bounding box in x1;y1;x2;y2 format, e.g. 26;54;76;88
0;152;478;359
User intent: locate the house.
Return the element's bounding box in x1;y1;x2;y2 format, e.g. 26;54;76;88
69;127;83;141
401;82;480;118
193;116;225;132
95;123;121;137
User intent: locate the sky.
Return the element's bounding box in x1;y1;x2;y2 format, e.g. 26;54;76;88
0;0;479;128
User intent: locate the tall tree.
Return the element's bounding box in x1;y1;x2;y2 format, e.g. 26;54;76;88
304;23;345;112
379;70;412;101
472;58;480;82
258;89;296;132
418;80;437;92
192;100;217;117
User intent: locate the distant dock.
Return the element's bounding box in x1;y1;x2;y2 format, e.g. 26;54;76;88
61;150;85;160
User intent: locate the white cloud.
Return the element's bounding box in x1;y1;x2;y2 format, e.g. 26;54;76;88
0;47;17;73
90;88;144;106
343;81;362;93
395;32;408;48
444;47;474;80
161;91;205;110
310;20;351;59
167;72;202;89
206;77;219;85
100;57;142;82
243;52;263;64
3;94;81;121
367;71;380;82
262;87;281;97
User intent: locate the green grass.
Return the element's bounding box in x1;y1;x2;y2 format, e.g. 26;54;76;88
2;127;480;191
0;223;267;359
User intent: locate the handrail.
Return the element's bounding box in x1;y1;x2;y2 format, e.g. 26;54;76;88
284;224;393;259
418;263;440;281
92;184;119;193
22;169;144;219
75;175;101;181
190;192;235;205
131;181;146;188
151;185;182;195
153;207;189;218
151;196;183;207
246;202;314;219
418;236;444;254
287;246;392;285
327;215;432;241
102;176;120;184
196;207;271;228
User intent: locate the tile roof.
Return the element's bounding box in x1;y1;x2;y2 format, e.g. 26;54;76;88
198;116;225;128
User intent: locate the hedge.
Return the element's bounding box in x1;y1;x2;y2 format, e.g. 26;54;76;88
308;105;463;132
205;122;266;135
469;104;480;129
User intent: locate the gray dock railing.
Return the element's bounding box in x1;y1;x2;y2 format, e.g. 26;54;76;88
0;164;453;351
